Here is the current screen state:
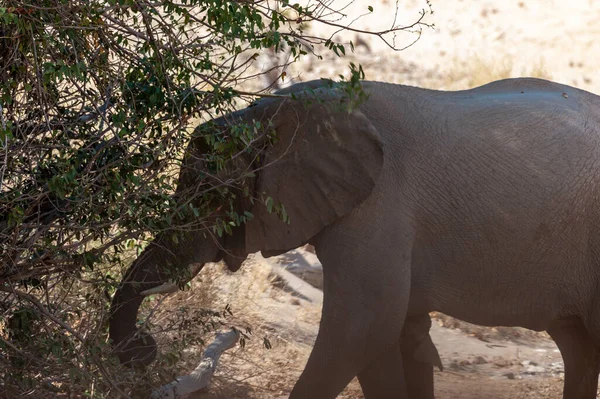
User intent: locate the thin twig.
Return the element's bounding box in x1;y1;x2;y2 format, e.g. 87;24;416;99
0;287;131;398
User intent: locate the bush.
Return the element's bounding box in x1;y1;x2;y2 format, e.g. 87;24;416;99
0;0;432;396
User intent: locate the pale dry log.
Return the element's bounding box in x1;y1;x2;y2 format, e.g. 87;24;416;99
255;252;324;304
151;329;240;399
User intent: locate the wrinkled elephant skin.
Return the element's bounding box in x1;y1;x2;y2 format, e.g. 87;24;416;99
110;77;600;399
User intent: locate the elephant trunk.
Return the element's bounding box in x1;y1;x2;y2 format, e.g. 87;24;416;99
109;233;222;367
109;246;165;367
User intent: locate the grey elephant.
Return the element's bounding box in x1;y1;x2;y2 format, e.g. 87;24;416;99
109;77;600;399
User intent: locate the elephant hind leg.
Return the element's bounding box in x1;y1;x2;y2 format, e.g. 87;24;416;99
547;316;600;399
401;313;441;399
357;314;440;399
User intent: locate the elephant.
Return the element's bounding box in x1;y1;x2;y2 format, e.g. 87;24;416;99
110;76;600;399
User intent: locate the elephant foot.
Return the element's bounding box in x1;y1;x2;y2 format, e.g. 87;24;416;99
548;316;600;399
357;342;408;399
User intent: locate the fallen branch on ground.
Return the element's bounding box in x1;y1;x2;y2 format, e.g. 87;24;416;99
256;253;324;304
151;329;241;399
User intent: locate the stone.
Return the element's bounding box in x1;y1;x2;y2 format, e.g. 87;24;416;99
473;356;488;365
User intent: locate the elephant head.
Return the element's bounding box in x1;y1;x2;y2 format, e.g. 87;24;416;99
109;80;384;367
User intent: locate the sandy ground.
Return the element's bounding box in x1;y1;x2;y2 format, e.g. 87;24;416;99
272;0;600;94
155;2;600;398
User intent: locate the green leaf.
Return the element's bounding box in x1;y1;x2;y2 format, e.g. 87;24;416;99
265;196;274;213
189;203;200;217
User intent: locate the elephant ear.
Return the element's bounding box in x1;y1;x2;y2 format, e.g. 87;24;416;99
244;92;384;253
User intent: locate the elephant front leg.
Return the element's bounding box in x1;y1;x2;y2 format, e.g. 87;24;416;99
547;317;600;399
357;342;407;398
288;231;413;399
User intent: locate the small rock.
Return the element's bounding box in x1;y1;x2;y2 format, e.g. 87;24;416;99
303;244;316;253
504;372;515;380
473;356;488;365
520;360;538;367
526;365;545;374
449;360;470;371
548;361;564;372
